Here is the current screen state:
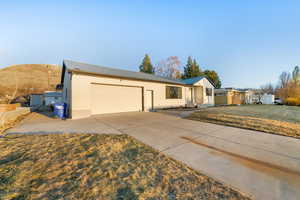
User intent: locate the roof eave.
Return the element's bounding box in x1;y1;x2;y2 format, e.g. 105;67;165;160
69;69;187;86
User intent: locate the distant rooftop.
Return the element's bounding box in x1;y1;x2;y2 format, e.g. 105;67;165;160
215;88;254;92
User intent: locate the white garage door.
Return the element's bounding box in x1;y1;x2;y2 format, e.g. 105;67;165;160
91;84;143;115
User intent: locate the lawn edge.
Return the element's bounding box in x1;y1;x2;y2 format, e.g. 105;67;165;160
186;116;300;140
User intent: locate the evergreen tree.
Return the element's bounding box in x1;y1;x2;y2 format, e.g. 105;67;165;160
203;70;222;88
183;56;202;78
183;56;193;78
192;59;202;77
139;54;154;74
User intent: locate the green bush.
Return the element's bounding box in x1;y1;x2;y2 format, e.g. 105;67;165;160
285;97;300;106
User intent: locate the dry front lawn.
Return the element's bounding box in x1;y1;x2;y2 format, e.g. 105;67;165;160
0;112;28;136
188;105;300;139
0;134;250;200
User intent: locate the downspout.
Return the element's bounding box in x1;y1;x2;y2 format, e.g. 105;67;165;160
68;71;73;118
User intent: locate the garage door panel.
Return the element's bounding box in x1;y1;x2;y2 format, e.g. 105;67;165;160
91;84;142;115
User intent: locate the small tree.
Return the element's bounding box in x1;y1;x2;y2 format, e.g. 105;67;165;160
139;54;154;74
155;56;182;79
192;59;202;77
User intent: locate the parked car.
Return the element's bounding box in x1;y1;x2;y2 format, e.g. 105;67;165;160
274;98;283;105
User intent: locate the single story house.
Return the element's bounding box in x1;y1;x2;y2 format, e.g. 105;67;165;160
215;88;275;105
61;60;215;119
251;93;274;104
215;88;247;105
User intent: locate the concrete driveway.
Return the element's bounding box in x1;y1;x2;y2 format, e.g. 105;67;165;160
7;111;300;200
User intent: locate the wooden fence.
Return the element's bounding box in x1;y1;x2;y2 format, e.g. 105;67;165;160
0;103;21;112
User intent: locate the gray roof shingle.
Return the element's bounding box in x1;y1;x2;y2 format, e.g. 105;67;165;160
62;60;215;87
63;60;185;85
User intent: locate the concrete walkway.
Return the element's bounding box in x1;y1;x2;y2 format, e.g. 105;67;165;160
7;112;300;200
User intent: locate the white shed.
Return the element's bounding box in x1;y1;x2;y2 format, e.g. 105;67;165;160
261;94;274;104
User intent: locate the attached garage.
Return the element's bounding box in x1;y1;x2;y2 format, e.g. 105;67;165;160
90;84;143;115
61;60;215;119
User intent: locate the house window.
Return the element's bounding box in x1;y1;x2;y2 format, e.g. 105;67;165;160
206;88;212;96
166;86;182;99
215;92;225;96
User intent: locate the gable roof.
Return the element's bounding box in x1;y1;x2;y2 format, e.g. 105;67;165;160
61;60;215;88
181;76;205;84
62;60;185;85
181;76;215;87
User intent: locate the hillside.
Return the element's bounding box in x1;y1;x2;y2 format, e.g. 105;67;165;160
0;64;61;102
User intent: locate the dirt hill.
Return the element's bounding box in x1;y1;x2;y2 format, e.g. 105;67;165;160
0;64;62;102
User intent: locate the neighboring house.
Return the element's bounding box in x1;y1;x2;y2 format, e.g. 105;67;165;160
61;60;215;119
261;94;274;104
252;93;274;104
30;92;62;107
215;88;247;105
215;88;274;105
44;91;62;106
243;89;255;104
181;77;215;107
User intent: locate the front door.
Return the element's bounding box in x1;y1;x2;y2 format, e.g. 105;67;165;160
195;86;204;104
186;88;193;106
145;90;153;111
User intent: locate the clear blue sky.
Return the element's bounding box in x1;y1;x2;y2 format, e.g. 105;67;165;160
1;0;299;88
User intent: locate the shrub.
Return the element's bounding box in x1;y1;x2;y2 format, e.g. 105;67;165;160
285;97;300;106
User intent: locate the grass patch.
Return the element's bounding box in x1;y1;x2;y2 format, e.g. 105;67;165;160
188;105;300;139
0;134;250;200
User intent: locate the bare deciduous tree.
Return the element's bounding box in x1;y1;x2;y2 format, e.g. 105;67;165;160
260;83;274;94
155;56;182;79
253;89;263;103
279;71;291;88
292;66;300;85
